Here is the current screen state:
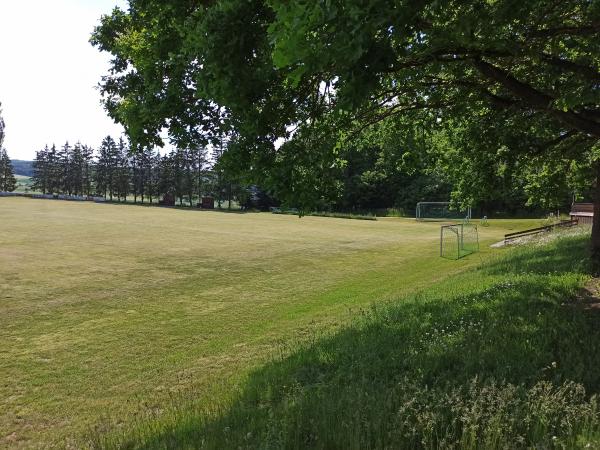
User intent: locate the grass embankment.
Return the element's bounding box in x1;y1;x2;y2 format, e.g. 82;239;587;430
95;233;600;449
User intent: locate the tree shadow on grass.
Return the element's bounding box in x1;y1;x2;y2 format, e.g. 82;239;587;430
113;236;600;449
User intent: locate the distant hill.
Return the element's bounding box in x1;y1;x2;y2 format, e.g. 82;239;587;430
11;160;33;177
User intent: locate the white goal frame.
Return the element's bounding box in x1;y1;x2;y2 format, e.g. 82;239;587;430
416;202;472;221
440;223;480;259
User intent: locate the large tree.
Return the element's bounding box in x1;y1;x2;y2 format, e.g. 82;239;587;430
92;1;600;251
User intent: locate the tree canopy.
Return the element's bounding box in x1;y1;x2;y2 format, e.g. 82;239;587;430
92;1;600;239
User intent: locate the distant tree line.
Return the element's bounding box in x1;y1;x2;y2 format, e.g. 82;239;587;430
31;136;252;208
10;160;33;177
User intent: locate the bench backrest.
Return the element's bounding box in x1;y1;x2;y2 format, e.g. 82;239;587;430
571;203;594;214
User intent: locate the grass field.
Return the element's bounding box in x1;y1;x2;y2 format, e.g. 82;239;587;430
0;198;543;447
110;232;600;450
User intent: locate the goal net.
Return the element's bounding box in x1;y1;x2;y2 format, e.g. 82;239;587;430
416;202;471;221
440;223;479;259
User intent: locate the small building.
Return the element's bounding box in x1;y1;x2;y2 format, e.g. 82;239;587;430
159;193;175;206
200;196;214;209
570;203;594;225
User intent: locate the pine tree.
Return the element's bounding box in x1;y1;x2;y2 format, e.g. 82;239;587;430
32;146;49;194
46;145;59;194
81;145;95;197
196;146;209;202
213;138;228;209
172;148;187;206
158;153;174;204
96;138;110;198
0;148;17;192
115;137;130;201
130;146;141;203
184;146;209;207
139;146;155;203
148;150;161;203
71;142;85;196
96;136;118;200
56;142;72;194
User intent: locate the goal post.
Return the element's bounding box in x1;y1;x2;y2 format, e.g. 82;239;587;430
440;223;479;259
416;202;472;221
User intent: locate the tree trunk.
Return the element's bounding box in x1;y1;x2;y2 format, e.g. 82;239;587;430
592;163;600;262
228;183;232;210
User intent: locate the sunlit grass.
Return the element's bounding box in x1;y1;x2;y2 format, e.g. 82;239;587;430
0;198;541;447
94;234;600;449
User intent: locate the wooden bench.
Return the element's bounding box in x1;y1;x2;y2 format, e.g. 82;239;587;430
570;203;594;225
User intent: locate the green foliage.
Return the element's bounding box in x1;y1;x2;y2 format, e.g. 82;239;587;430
0;102;17;192
92;0;600;215
32;142;96;196
0;148;17;192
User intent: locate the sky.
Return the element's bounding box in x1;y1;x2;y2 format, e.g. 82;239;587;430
0;0;128;160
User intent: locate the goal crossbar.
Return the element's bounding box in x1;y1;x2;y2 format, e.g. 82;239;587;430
416;202;472;221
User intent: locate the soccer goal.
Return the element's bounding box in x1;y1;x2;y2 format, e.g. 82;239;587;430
440;223;479;259
416;202;471;221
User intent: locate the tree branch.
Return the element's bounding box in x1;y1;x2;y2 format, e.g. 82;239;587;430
528;23;600;38
473;59;600;137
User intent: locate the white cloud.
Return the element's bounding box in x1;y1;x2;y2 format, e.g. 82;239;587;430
0;0;127;160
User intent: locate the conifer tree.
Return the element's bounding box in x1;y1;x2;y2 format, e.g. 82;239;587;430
213;139;227;209
0;148;17;192
115;137;130;201
139;146;155;203
148;150;161;203
130;147;142;203
57;142;72;194
96;136;118;200
32;146;50;194
191;146;209;203
172;148;187;206
46;145;59;194
71;142;85;196
158;153;174;202
81;145;95;197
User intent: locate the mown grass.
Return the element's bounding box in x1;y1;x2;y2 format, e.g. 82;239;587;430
92;233;600;449
0;198;545;447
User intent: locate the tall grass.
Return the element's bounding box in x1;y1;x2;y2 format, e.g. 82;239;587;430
90;234;600;449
